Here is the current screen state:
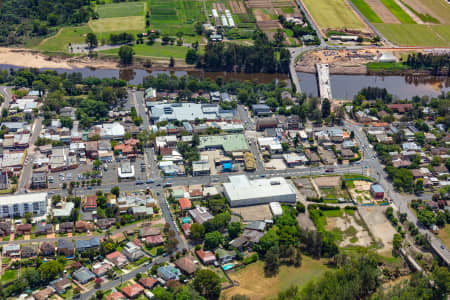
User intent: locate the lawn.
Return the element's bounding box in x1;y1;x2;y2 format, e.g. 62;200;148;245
100;42;190;59
350;0;383;23
366;62;409;72
379;0;415;24
35;26;91;52
375;24;450;46
222;257;329;300
438;224;450;249
97;2;145;18
89;16;145;33
1;269;17;283
302;0;366;30
322;208;343;218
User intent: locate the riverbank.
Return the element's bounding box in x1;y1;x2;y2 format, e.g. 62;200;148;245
0;47;196;71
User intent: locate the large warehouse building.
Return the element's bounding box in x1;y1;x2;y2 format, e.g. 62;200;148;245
223;175;297;207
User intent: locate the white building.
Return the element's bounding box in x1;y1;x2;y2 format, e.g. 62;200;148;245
53;202;74;218
97;123;125;140
0;192;48;218
223;175;297;207
270;202;283;217
118;161;135;179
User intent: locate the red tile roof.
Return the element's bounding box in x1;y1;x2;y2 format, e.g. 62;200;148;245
125;139;139;146
145;235;164;245
107;292;126;300
178;198;192;210
139;277;158;288
182;223;191;235
189;189;203;197
84;195;97;209
196;249;216;264
121;283;144;298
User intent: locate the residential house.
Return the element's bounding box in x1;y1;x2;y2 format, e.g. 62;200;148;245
75;221;94;233
157;265;181;281
139;227;161;238
106;251;128;268
230;229;264;250
107;292;126;300
215;248;236;264
16;224;32;235
50;277;72;295
188;207;213;224
3;244;20;257
174;256;197;276
57;239;75;257
196;249;216;265
96;218;116;230
122;242;145;262
145;235;164;246
0;221;11;237
33;287;55;300
139;277;159;289
75;237;100;252
34;222;53;236
121;283;144;299
21;243;39;258
40;241;56;256
58;222;74;233
252;104;272;116
73;267;96;284
178;198;192;211
387;104;413;113
92;261;113;277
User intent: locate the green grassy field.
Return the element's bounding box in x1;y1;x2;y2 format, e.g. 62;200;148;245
438;224;450;249
100;42;189;59
36;26;92;52
222;258;329;300
89;16;145;33
379;0;415;24
367;62;409;72
410;0;449;24
97;2;145;18
350;0;383;23
302;0;366;30
375;23;450;46
1;269;17;283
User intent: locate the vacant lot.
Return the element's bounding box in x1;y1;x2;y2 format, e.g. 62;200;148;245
89;16;145;33
379;0;415;23
407;0;450;24
351;0;384;23
302;0;366;30
325;211;373;247
222;258;328;300
438;224;450;249
97;2;145;18
37;25;91;52
231;205;272;221
375;23;450;46
359;205;396;251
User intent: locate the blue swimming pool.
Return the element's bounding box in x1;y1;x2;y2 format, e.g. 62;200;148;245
222;263;234;271
182;217;192;224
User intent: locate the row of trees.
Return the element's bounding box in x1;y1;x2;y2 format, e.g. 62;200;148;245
405;53;450;76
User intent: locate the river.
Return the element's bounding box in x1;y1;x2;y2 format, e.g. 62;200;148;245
297;72;450;100
1;63;448;99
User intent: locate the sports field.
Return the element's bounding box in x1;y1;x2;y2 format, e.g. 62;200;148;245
350;0;383;23
379;0;415;23
89;16;145;33
375;23;450;46
302;0;366;30
97;2;145;18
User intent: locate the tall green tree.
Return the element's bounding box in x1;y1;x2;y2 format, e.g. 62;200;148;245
118;45;134;65
193;269;222;300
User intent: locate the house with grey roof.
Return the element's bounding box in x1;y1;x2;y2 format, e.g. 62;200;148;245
73;267;95;284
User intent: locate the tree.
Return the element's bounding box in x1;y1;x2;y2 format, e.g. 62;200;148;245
86;32;98;48
322;98;331;118
60;116;73;129
110;186;120;197
169;56;175;67
393;233;402;251
22;268;40;288
274;29;284;47
228;222;242;239
194;22;204;35
432;266;450;299
24;212;33;224
193;269;222;300
38;260;63;283
204;231;222;250
93;159;102;169
118;45;134;65
190;223;205;241
415;178;424;194
264;249;280;276
186;49;199;65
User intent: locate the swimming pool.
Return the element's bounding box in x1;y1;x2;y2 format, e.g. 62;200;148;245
182;217;192;224
222;263;234;271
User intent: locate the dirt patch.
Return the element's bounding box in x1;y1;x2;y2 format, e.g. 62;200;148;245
313;176;341;188
293;178;318;198
264;159;287;170
358;205;396;251
327;212;373;247
231;205;272;221
366;0;401;24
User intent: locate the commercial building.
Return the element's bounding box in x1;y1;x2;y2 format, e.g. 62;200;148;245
223;175;297;207
252;104;272;116
118;161;135;179
370;184;385;199
0;192;48;218
198;134;249;153
148;103;234;123
53;202;74;218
